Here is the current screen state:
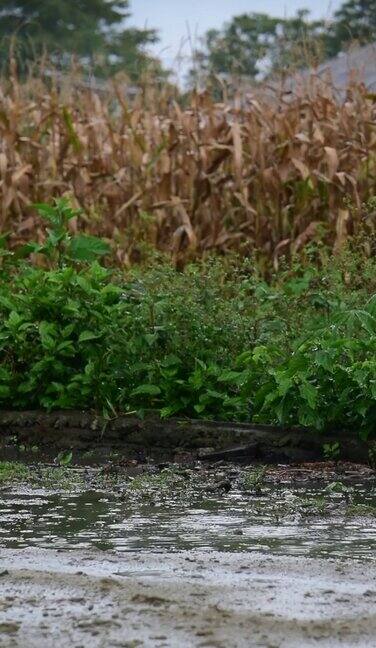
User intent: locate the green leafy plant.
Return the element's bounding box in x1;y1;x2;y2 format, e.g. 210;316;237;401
55;450;73;467
22;199;110;266
324;481;353;503
240;466;267;493
0;461;30;483
0;205;376;443
323;442;341;461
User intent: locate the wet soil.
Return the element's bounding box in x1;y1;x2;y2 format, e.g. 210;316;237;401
1;410;373;464
1;549;376;647
1;477;376;559
0;460;375;647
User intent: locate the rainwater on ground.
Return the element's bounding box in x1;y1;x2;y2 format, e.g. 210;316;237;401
1;462;376;647
0;480;376;560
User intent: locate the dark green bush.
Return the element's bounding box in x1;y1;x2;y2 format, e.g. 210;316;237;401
0;201;375;438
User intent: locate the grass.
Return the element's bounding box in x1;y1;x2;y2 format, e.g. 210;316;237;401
0;460;88;489
0;458;374;519
240;466;267;492
127;469;187;493
346;503;376;517
0;461;30;484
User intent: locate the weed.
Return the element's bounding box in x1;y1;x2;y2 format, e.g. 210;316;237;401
22;200;110;267
0;462;30;484
298;496;326;515
323;442;341;461
240;466;267;493
346;503;376;517
127;469;185;493
0;201;375;439
325;481;354;504
55;450;73;467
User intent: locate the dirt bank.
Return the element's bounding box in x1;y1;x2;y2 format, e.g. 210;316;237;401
0;548;375;647
0;410;373;464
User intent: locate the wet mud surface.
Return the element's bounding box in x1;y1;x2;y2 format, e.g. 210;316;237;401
1;482;376;559
1;549;376;647
0;461;375;646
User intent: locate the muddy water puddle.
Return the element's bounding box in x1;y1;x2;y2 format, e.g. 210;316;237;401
1;481;376;560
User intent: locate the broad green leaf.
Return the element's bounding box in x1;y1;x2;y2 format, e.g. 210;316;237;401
299;381;317;409
276;375;293;396
160;405;179;418
78;331;101;343
62;324;75;338
32;203;60;223
39;321;56;350
7;311;23;330
76;276;94;293
69;235;110;262
0;296;17;310
57;341;75;355
0;385;10;398
55;450;73;466
130;384;161;397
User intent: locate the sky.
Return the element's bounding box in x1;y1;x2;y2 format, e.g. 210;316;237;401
130;0;343;75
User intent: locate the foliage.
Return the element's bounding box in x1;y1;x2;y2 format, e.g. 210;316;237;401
0;70;376;270
55;450;73;467
0;461;30;483
240;466;267;492
127;469;185;493
0;0;160;79
191;1;376;82
21;199;111;266
330;0;376;55
191;10;328;82
0;203;376;440
323;442;341;461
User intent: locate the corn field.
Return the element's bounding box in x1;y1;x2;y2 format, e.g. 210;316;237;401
0;67;376;267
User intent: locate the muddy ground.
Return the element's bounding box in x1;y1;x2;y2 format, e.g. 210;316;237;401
0;460;375;647
1;548;376;648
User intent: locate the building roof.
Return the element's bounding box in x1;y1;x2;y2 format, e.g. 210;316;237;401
307;42;376;92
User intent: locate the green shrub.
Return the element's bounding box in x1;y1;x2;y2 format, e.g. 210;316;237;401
0;200;375;438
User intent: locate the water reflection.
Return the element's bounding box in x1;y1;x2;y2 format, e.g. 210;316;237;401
1;485;375;560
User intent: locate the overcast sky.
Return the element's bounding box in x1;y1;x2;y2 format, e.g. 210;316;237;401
130;0;343;74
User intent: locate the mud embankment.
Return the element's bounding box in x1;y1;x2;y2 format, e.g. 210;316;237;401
0;410;373;464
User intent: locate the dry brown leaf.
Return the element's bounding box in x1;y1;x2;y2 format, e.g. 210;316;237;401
0;153;7;175
292;221;321;253
291;158;310;180
0;68;373;267
324;146;339;180
231;122;243;184
333;208;350;253
11;165;32;185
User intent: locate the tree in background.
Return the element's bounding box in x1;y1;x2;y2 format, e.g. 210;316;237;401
193;14;280;81
0;0;160;79
329;0;376;55
190;0;376;85
190;10;328;84
272;10;329;73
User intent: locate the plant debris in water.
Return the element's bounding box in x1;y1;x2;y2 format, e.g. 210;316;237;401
1;459;375;520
